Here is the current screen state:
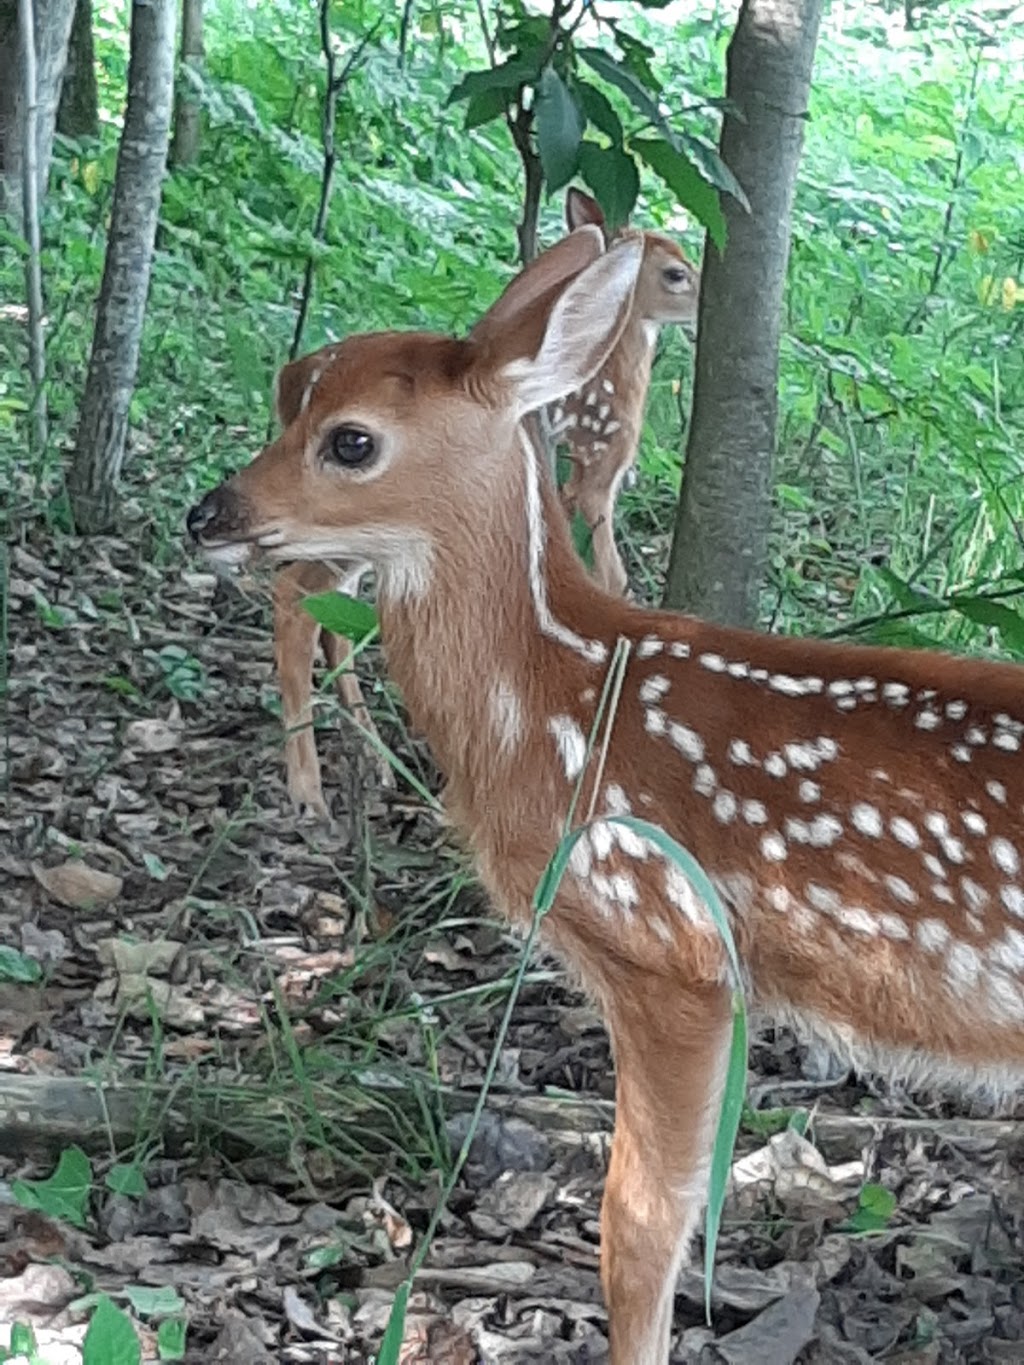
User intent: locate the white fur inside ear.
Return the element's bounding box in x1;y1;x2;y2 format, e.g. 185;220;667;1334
502;236;644;417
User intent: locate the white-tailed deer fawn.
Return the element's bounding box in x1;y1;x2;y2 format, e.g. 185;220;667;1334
554;188;699;596
270;191;698;816
188;229;1024;1365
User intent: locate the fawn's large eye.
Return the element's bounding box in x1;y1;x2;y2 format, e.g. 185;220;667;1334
663;266;694;289
325;426;376;467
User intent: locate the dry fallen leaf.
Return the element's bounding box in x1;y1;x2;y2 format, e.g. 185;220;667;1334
31;859;123;909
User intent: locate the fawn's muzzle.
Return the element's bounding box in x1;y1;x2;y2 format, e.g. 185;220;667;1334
186;485;248;545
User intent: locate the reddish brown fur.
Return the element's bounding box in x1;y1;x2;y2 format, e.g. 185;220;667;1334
188;238;1024;1363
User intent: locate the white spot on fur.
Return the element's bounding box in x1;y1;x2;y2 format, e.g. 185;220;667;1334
885;874;917;905
961;877;988;912
851;803;883;838
639;675;670;704
605;784;631;814
760;832;788;862
1001;885;1024;919
890;816;921;848
742;799;768;826
915;709;941;730
644;707;667;737
986;780;1007;805
784;742;819;771
951;745;972;763
713;791;738;824
668;641;691;659
637;635;663;659
569;837;593;880
917;918;950;952
763;753;787;779
993;731;1020;753
669;723;705;763
808;814;843;847
991;837;1020;878
946;942;982;993
490;679;524;753
878;913;910;940
798;780;821;804
548;715;586;781
962;812;987;836
693;764;716;797
945;700;968;720
882;682;910;705
699;652;727;673
590;820;614;861
728;739;755;766
836;906;880;937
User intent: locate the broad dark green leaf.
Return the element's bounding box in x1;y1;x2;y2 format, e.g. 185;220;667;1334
82;1296;140;1365
633;137;727;250
576;81;624;147
464;86;507;130
578;48;677;150
535;67;584;192
302;592;379;643
843;1182;897;1234
679;131;751;210
447;52;539;106
0;945;42;983
953;595;1024;655
11;1146;92;1228
578;141;639;231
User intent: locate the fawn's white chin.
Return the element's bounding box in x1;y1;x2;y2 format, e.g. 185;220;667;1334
200;541;254;567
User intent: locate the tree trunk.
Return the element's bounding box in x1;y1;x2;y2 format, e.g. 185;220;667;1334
19;0;48;456
0;0;77;220
170;0;203;167
56;0;98;139
67;0;176;534
663;0;823;627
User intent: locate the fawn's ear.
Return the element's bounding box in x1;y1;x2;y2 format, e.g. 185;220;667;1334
565;187;608;235
492;235;643;418
470;225;604;345
273;352;329;428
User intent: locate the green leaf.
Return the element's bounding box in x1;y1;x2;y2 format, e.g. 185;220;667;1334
0;945;43;984
464;86;507;130
9;1322;38;1356
12;1146;92;1229
679;131;751;210
578;142;639;231
302;592;379;643
122;1285;185;1318
375;1279;411;1365
157;1318;187;1361
447;53;539;106
844;1182;897;1233
952;595;1024;656
106;1162;147;1198
578;48;675;148
576;81;623;146
142;851;169;882
82;1296;140;1365
633;137;727;250
535;66;584;192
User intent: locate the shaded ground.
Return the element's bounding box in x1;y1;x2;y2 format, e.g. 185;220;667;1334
3;526;1023;1363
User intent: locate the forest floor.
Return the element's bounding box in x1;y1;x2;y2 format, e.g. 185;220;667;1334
3;526;1024;1364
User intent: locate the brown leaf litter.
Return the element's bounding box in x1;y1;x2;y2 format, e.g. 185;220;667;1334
1;527;1022;1361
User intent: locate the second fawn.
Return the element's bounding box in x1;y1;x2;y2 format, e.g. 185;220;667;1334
188;229;1024;1363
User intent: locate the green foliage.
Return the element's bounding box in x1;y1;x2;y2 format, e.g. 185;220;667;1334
12;1146;92;1229
82;1296;141;1365
842;1182;898;1234
447;5;737;235
0;946;43;984
302;591;379;643
0;1322;42;1364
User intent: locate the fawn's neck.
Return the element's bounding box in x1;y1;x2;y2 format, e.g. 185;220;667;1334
377;428;623;796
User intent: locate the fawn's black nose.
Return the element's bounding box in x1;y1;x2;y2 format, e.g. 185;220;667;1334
187;488;228;542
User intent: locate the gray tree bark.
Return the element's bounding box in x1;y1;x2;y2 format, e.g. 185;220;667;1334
663;0;824;627
0;0;77;220
67;0;176;534
170;0;203;167
19;0;48;456
56;0;98;139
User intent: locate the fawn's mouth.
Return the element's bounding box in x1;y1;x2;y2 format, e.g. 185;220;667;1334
193;528;288;566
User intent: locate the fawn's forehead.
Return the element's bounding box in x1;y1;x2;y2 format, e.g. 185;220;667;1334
643;233;696;270
305;331;472;417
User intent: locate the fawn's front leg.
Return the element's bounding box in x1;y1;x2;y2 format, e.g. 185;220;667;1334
599;969;732;1364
